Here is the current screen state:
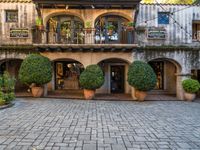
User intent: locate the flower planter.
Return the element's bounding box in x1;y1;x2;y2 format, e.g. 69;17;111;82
135;90;147;101
84;89;95;100
31;86;44;97
108;29;113;35
126;26;134;31
184;92;196;101
84;28;93;34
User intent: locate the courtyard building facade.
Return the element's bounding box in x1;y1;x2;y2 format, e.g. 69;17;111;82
0;0;199;100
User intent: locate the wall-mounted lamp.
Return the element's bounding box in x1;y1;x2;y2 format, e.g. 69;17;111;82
91;5;95;9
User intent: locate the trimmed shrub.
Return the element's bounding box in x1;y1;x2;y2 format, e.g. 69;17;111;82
128;61;157;91
182;79;200;93
79;64;104;90
19;54;52;86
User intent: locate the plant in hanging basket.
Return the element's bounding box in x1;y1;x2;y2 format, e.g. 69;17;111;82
106;24;115;35
126;22;135;31
84;21;93;34
36;17;44;30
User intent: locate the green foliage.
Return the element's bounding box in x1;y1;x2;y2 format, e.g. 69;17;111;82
85;21;92;28
0;72;15;92
106;24;115;30
128;61;157;91
0;99;6;106
127;22;135;27
19;54;52;86
182;79;200;93
36;17;43;26
79;64;104;90
0;72;16;104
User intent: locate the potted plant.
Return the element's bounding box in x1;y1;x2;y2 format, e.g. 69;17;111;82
182;79;200;101
84;21;93;34
106;24;115;35
79;64;104;100
127;61;157;101
19;54;52;97
0;72;15;106
126;22;135;31
36;17;44;30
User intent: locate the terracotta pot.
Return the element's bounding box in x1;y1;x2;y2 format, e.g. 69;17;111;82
184;92;196;101
108;30;113;35
31;86;44;97
126;26;134;31
84;89;95;100
135;90;147;102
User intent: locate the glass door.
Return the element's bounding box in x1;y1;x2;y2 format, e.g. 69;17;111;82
110;65;125;93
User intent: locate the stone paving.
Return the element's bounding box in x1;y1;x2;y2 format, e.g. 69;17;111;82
0;98;200;150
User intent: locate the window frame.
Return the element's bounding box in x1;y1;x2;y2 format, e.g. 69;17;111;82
158;12;170;25
5;10;18;23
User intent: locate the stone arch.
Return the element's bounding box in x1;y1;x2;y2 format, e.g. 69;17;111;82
94;53;133;65
147;57;183;100
97;57;131;94
0;53;27;62
43;11;85;26
94;12;133;23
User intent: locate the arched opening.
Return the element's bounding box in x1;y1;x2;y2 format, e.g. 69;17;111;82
46;14;84;44
95;14;134;44
48;58;85;98
0;59;28;92
148;58;182;99
97;58;131;94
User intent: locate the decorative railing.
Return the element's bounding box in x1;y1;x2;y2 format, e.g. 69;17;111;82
32;28;135;45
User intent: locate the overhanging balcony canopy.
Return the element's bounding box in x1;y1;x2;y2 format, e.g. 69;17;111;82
33;0;141;9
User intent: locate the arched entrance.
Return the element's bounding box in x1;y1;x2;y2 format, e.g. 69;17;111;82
53;59;84;90
0;59;28;92
148;58;182;99
97;58;131;94
95;14;134;44
46;14;84;44
47;58;85;98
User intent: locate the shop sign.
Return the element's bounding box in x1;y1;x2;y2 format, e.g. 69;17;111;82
10;28;29;38
147;27;166;40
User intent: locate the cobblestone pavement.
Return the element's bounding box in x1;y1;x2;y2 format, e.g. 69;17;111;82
0;98;200;150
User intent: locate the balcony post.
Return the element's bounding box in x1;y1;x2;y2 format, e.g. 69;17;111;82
84;28;95;44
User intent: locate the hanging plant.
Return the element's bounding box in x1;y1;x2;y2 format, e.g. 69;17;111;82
106;24;115;35
36;17;44;30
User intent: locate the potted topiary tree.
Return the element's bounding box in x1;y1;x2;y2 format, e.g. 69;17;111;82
182;79;200;101
128;61;157;101
19;54;52;97
79;64;104;100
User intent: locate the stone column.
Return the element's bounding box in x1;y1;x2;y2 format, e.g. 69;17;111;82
176;74;191;100
84;29;95;44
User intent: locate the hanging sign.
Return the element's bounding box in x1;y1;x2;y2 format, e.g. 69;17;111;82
10;28;29;38
147;27;166;40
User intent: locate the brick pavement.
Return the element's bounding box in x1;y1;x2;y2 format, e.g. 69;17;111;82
0;98;200;150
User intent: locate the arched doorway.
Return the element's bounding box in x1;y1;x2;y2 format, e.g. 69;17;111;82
97;58;131;94
148;58;182;98
46;15;84;44
53;59;84;90
0;59;28;92
95;15;134;44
